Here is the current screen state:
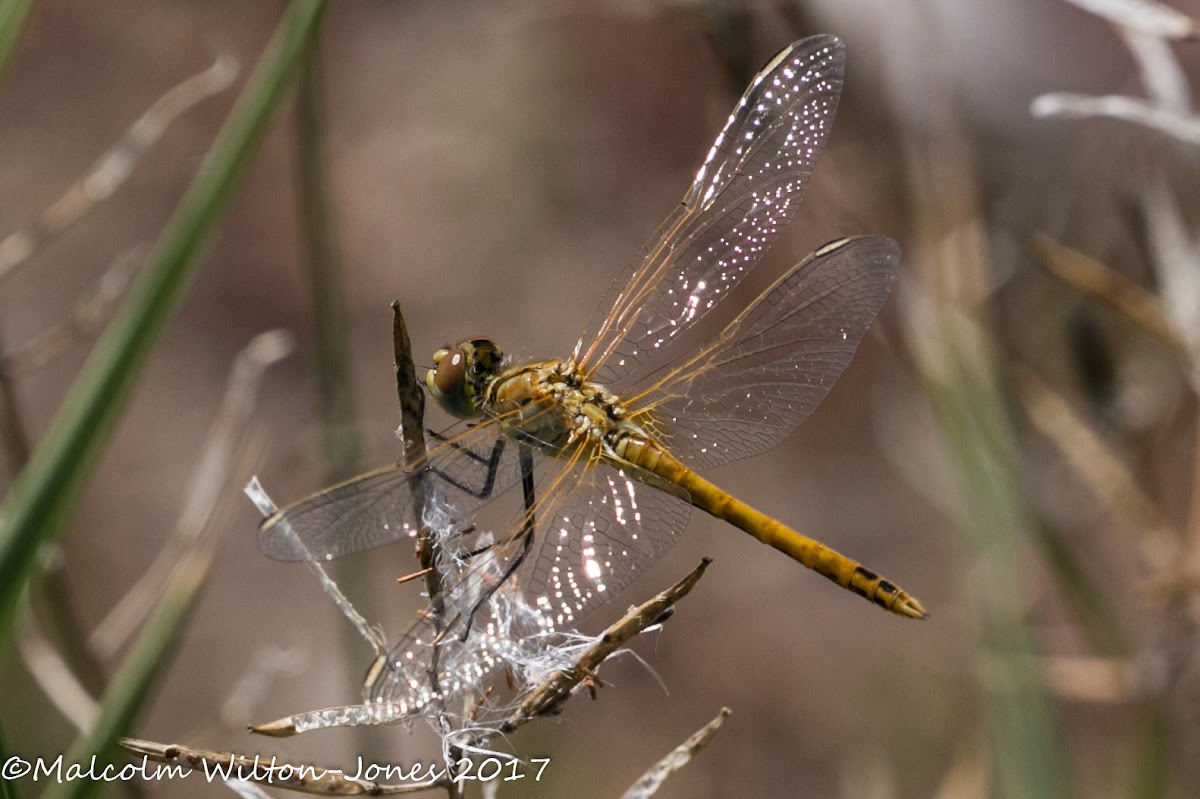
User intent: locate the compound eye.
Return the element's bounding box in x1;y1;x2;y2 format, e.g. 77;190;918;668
432;345;467;395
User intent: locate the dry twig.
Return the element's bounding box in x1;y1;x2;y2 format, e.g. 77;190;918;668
486;558;711;739
118;738;447;796
619;707;731;799
0;53;238;281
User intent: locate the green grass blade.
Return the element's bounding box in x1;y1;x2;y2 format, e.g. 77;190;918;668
293;41;361;483
0;0;327;643
925;349;1069;799
0;0;34;82
39;551;209;799
1127;704;1169;799
0;721;19;799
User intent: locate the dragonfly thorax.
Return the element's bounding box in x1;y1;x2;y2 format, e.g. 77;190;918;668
479;358;642;458
427;339;638;458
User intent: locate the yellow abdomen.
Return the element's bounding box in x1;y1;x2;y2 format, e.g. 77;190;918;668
617;436;927;620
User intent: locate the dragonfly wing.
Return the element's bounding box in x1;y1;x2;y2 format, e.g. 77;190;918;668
366;451;693;709
644;235;899;470
258;419;531;561
576;35;846;389
363;528;535;709
518;456;692;630
257;463;419;562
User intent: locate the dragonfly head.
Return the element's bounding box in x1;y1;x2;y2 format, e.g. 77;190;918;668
426;338;504;418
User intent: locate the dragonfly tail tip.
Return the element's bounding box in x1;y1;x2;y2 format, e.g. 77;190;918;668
896;595;929;620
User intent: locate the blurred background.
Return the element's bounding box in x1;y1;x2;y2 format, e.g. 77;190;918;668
2;0;1200;797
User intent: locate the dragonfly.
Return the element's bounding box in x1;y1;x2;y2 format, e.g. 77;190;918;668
260;33;925;722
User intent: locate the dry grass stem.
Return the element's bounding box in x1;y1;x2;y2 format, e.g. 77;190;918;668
619;706;731;799
390;301;446;636
244;477;387;656
1036;654;1139;703
118;738;447;796
1012;363;1178;572
0;52;238;281
16;601;99;733
486;557;711;740
1061;0;1198;39
90;330;295;658
1030;93;1200;141
4;247;144;375
249;557;711;740
1031;233;1187;354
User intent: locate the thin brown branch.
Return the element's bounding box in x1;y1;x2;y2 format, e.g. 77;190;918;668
118;738;448;795
91;330;295;658
620;707;731;799
487;557;711;739
1183;414;1200;576
16;597;99;733
0;52;239;281
244;478;388;655
1060;0;1199;41
391;301;441;605
0;344;30;481
389;300;461;798
250;558;711;740
1031;233;1187;354
4;247;144;376
1035;654;1139;703
1012;363;1179;573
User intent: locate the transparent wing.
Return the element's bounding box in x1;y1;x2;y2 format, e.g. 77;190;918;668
359;516;536;709
521;455;691;630
365;452;692;708
575;35;845;389
258;418;531;561
638;236;899;471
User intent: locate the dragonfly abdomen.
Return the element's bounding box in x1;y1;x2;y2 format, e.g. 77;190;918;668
621;438;927;620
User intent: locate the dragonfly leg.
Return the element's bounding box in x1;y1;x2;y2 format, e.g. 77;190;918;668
459;444;538;640
427;429;508;498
